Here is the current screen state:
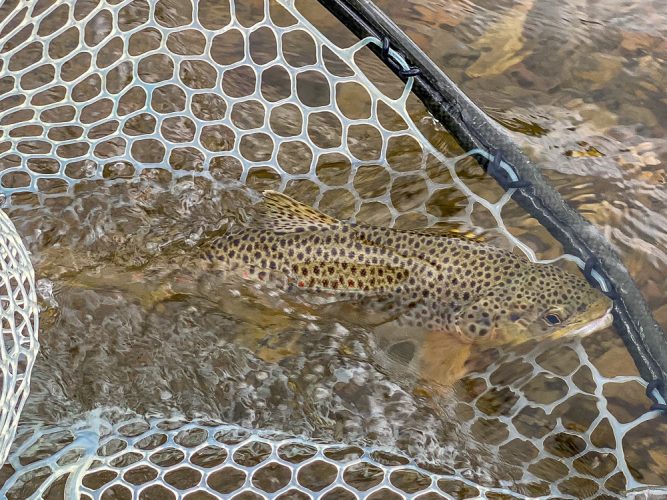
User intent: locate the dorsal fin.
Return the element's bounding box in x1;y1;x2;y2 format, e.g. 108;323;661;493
255;190;341;233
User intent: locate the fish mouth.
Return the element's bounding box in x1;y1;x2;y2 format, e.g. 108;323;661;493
564;305;613;338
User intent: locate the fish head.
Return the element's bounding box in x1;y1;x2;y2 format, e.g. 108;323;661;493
453;262;613;346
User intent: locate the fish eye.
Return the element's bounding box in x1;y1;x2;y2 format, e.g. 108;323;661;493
544;313;562;326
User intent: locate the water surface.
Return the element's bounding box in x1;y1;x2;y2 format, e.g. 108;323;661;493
1;0;665;494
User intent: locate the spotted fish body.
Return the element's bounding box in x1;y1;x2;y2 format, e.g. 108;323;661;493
200;191;612;346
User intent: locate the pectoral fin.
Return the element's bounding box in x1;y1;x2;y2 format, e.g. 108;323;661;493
373;322;473;389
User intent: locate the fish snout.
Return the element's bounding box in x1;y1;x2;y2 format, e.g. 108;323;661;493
565;303;614;338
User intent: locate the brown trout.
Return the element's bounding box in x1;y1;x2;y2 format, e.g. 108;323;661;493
199;191;613;347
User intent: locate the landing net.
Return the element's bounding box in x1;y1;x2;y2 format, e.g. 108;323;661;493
0;0;664;498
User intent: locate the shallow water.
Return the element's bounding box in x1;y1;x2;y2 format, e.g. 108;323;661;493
1;0;666;495
10;175;651;493
376;0;667;331
8;180;487;473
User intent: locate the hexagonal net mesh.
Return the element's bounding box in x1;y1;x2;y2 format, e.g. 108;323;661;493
0;411;543;499
0;0;664;498
0;210;38;466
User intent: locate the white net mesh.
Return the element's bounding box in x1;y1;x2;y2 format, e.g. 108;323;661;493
0;210;38;465
0;0;665;497
0;410;524;499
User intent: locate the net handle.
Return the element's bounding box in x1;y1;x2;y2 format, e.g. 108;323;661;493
314;0;667;398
